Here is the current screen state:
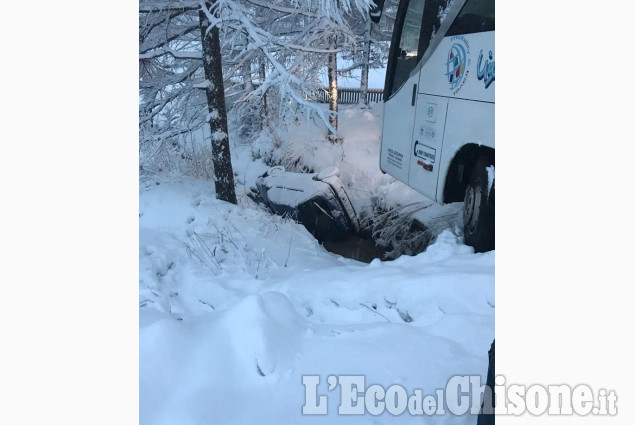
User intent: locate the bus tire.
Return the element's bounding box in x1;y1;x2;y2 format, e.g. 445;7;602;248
463;157;494;252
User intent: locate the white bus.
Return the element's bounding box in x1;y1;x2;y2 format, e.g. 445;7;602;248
372;0;494;252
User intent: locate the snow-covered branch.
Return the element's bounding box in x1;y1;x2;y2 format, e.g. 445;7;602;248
139;48;203;60
139;1;201;13
140;0;384;157
241;0;319;17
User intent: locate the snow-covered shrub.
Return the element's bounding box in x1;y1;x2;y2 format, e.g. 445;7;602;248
363;201;436;259
139;130;216;180
183;224;276;280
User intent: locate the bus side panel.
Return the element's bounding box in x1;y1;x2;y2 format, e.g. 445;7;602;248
407;95;449;201
417;31;495;103
436;98;495;200
379;72;420;185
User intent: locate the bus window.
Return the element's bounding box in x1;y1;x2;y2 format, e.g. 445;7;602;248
385;0;425;98
386;0;451;99
445;0;494;36
416;0;449;72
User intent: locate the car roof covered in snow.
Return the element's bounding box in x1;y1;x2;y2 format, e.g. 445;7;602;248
258;172;331;208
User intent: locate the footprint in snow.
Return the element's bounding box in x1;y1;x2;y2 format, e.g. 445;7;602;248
191;192;201;207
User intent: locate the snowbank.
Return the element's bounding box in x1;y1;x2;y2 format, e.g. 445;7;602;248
140;179;494;425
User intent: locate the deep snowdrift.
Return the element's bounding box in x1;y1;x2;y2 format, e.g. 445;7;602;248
140;179;494;425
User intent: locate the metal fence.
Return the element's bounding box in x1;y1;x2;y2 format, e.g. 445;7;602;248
314;87;384;104
225;84;385;106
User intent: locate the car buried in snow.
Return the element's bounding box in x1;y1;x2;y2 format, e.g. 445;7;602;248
254;166;361;242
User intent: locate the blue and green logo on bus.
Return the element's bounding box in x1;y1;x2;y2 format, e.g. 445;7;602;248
447;44;466;89
445;36;471;94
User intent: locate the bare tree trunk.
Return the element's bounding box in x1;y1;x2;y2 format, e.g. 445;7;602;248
327;35;340;143
199;1;237;204
241;60;253;92
239;58;258;139
360;18;371;106
258;61;268;131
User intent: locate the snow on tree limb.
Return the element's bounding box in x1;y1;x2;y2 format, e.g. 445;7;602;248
139;48;202;60
139;1;201;13
241;0;319;17
140;0;380;152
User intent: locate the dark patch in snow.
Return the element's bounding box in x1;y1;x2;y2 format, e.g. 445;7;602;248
198;299;215;310
139;299;154;308
360;303;391;323
330;299;340;307
323;234;386;263
397;309;413;323
256;360;266;377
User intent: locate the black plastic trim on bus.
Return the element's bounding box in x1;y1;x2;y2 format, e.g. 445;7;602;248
418;91;495;104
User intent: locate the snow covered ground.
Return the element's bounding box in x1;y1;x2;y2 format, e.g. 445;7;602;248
139;177;494;424
139;102;494;424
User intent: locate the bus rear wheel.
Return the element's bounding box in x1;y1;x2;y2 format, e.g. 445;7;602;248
463;157;494;252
